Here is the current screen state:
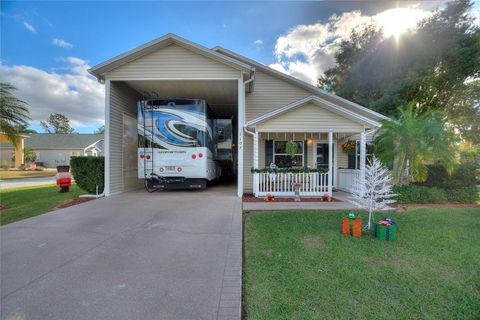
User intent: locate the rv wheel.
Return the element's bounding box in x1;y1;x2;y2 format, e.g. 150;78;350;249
144;179;158;193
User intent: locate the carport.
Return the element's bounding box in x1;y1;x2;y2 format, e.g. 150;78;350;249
89;34;254;196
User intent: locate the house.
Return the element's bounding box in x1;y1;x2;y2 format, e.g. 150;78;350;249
89;34;387;197
0;133;26;168
0;134;104;168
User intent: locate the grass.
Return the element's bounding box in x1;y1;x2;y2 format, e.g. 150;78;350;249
0;184;86;225
243;208;480;319
0;169;56;180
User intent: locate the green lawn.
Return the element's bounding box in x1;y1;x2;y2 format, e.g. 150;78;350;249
0;185;86;225
244;208;480;319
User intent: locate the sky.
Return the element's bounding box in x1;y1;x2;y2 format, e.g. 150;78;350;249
1;0;472;133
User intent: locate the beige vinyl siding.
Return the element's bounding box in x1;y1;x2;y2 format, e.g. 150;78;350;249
257;103;364;132
337;138;349;169
107;44;240;80
109;82;142;194
245;70;311;122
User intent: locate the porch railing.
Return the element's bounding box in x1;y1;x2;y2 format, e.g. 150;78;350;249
337;169;360;193
254;172;329;197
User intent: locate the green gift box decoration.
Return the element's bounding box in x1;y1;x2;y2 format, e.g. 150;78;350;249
375;217;397;241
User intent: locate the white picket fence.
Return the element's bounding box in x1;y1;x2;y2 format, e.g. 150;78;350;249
337;169;360;193
254;172;329;197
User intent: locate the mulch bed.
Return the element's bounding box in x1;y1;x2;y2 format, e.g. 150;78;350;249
56;197;95;209
0;204;11;211
242;194;342;203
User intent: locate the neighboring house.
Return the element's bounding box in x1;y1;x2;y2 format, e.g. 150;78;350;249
89;33;387;197
0;133;26;168
0;134;104;168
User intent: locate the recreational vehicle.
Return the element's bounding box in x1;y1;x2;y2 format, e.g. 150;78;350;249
137;98;233;191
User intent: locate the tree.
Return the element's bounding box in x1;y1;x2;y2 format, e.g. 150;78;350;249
94;125;105;134
373;106;456;184
0;83;30;146
349;156;397;231
319;0;480;145
41;113;74;134
24;147;37;163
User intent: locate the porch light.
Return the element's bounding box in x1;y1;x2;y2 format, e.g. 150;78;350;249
307;139;313;145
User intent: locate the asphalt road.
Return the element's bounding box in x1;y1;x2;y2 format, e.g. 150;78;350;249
0;176;57;189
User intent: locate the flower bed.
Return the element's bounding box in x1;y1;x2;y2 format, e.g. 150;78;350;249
242;194;341;202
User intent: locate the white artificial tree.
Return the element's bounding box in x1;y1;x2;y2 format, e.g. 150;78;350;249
349;156;397;230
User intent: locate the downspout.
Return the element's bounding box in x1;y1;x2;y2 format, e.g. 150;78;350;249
243;70;255;136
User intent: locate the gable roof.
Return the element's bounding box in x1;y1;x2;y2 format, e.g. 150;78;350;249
246;96;382;129
25;134;104;150
213;46;389;123
89;34;254;81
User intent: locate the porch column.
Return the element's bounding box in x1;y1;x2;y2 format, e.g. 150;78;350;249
328;131;333;196
359;131;366;189
253;131;259;195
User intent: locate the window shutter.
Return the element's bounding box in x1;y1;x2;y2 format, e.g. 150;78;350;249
265;140;273;167
303;140;308;168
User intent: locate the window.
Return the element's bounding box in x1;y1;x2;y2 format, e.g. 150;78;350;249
273;141;304;168
348;141;373;169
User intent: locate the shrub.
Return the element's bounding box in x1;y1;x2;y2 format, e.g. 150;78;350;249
418;163;477;189
1;161;10;171
70;156;104;194
445;187;479;203
393;185;448;204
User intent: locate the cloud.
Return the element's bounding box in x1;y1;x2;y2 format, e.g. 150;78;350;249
253;39;263;45
52;38;73;49
271;7;429;84
23;22;36;33
0;58;104;129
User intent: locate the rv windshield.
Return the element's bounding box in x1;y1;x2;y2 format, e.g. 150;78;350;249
138;99;214;150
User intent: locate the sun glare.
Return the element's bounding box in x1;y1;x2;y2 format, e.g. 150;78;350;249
376;8;430;39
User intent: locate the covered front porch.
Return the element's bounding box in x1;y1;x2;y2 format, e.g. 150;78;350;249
249;131;367;198
243;95;380;198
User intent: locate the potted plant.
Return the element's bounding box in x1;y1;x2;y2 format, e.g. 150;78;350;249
285;140;299;159
341;140;356;155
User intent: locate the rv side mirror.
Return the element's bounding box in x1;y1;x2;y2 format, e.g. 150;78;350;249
217;128;225;142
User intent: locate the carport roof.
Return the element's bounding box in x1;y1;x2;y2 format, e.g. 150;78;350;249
88;33;254;81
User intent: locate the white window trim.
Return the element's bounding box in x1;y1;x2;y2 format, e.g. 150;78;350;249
272;140;304;168
355;140;373;169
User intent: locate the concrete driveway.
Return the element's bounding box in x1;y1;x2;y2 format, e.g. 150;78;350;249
0;184;242;320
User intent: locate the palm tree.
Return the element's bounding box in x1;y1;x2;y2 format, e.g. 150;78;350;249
374;105;456;184
0;83;30;146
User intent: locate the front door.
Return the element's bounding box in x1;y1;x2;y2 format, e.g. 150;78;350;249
316;143;334;184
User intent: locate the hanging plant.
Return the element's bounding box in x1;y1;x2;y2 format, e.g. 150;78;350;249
342;140;356;155
285;140;299;159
